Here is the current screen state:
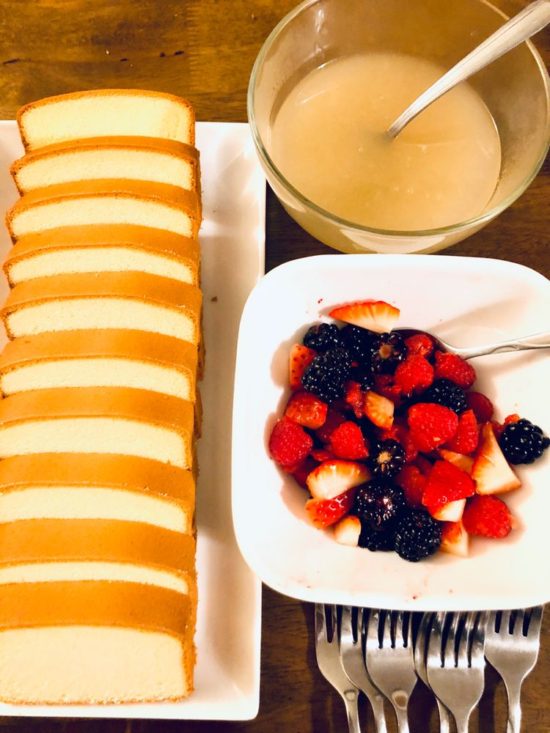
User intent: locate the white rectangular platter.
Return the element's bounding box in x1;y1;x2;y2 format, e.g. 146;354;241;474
0;120;264;720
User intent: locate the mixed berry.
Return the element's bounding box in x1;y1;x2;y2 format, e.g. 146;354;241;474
268;299;549;562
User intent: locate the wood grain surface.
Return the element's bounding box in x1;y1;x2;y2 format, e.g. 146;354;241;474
0;0;548;731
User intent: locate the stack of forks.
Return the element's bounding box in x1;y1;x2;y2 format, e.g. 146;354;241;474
315;604;543;733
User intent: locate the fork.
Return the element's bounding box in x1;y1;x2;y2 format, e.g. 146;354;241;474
365;609;417;733
414;612;451;733
315;604;361;733
485;606;544;733
426;611;488;733
340;606;388;733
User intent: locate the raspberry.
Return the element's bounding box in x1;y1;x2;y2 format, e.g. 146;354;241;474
315;408;347;443
344;380;365;419
404;333;434;357
444;409;479;454
268;417;313;469
407;403;459;452
462;495;513;539
422;460;476;512
373;374;403;405
434;351;476;389
396;465;426;507
394;355;434;395
466;391;494;422
329;421;369;460
285;391;328;429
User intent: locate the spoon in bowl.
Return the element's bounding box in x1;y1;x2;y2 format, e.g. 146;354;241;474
387;0;550;139
398;329;550;361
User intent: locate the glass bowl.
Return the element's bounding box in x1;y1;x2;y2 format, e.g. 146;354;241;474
248;0;550;254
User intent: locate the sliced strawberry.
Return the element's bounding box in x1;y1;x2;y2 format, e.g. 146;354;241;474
395;464;426;507
333;515;362;545
439;449;474;474
315;408;347;443
394;355;434;395
407;403;459;452
306;460;371;500
329;421;369;460
344;380;365;419
305;487;357;529
285;390;328;429
444;409;479;454
404;332;434;358
289;344;316;390
462;494;513;539
440;521;469;557
364;390;394;430
471;423;521;495
434;351;476;389
329;300;400;334
422;459;475;513
466;391;494;423
432;498;466;522
269;417;313;469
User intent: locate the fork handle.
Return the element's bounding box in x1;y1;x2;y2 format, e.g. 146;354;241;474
342;691;362;733
505;681;523;733
436;699;451;733
394;707;410;733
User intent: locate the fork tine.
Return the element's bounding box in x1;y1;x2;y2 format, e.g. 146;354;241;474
367;608;382;650
340;606;355;646
526;605;543;636
445;612;461;667
315;603;327;642
500;609;513;635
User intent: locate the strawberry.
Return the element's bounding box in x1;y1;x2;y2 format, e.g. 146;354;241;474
462;495;513;538
444;409;479;454
311;449;335;463
439;449;474;473
405;332;434;358
285;390;328;429
333;515;361;545
344;380;365;419
315;408;347;443
269;417;313;469
306;460;371;500
373;374;403;405
395;464;426;507
289;344;316;390
422;459;476;513
432;498;466;522
329;300;400;333
364;390;394;430
471;423;521;495
329;421;369;460
394;355;434;395
466;391;494;423
440;521;469;557
434;351;476;389
305;487;357;529
407;403;459;452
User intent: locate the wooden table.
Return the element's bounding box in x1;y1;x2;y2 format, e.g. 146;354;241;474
0;0;548;731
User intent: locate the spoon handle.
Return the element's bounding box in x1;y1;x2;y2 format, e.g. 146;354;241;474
387;0;550;138
456;331;550;360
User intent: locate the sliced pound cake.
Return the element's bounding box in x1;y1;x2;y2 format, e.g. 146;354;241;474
0;454;195;533
1;272;202;345
0;581;195;703
4;225;200;286
0;329;198;402
12;136;200;194
6;180;201;241
0;387;195;469
17;89;196;149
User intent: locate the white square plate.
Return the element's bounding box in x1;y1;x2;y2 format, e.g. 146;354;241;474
0;120;264;719
233;254;550;611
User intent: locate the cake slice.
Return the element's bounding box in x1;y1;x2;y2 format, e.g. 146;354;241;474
1;272;202;344
0;329;198;402
4;225;200;286
6;180;201;241
0;518;196;598
0;581;195;703
0;387;194;469
17;89;195;150
12;136;200;194
0;454;195;533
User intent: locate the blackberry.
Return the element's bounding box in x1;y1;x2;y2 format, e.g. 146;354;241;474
358;521;395;552
393;508;442;562
301;347;352;403
499;419;550;465
303;323;343;353
423;378;467;414
369;332;406;374
353;479;406;531
350;364;375;391
368;440;406;479
340;325;377;364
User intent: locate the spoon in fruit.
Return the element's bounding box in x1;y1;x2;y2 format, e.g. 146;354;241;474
387;0;550;138
398;329;550;361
